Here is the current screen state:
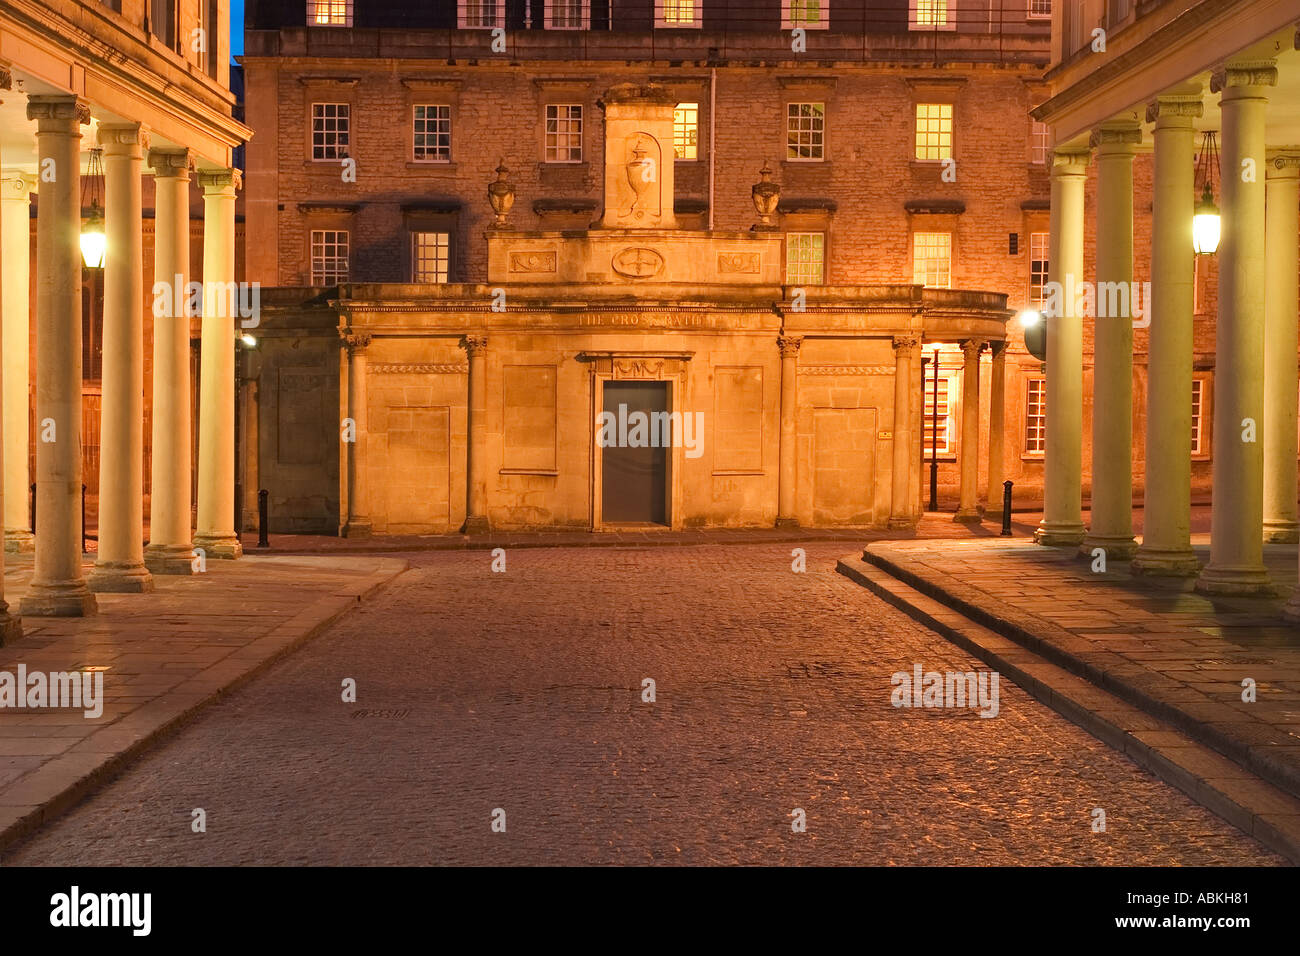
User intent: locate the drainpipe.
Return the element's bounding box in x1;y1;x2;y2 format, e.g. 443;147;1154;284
708;66;717;230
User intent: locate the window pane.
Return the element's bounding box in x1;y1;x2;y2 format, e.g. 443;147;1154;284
913;232;951;288
413;105;451;162
311;230;349;285
786;102;825;161
312;103;350;160
1025;378;1046;453
674;103;699;160
915;103;953;161
545;104;583;162
785;232;825;286
413;232;451;283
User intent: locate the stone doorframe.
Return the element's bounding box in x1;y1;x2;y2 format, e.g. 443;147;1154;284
577;351;694;532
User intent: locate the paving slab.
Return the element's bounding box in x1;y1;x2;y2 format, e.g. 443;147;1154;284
0;552;405;852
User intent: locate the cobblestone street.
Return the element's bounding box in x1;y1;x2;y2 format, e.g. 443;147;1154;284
5;544;1283;866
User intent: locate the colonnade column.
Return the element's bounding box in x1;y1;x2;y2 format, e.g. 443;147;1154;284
1262;151;1300;543
776;334;802;528
145;149;196;573
194;168;243;560
1133;94;1203;576
0;170;36;554
89;123;152;592
341;331;371;537
1197;61;1276;595
1083;124;1141;559
889;333;919;528
20;96;96;616
984;340;1008;523
954;338;982;523
1036;148;1090;546
463;334;489;534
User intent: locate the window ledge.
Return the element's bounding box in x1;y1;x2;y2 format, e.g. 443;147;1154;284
500;468;559;477
406;161;457;171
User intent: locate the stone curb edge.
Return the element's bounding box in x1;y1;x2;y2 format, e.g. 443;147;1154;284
836;554;1300;864
858;542;1300;799
250;532;882;556
0;557;409;856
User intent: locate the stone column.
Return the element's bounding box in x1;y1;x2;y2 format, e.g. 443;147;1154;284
462;334;489;534
341;331;371;537
20;96;96;616
1036;148;1090;546
89;124;152;593
777;334;802;528
1263;151;1300;543
1082;125;1141;560
985;340;1008;522
145;149;196;573
954;339;982;523
1;170;36;554
1197;62;1276;595
194;168;243;560
1134;95;1202;577
889;333;919;528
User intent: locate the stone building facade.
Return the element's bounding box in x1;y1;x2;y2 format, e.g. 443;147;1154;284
239;0;1246;534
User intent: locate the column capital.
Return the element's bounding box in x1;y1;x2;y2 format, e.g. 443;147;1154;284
1267;150;1300;177
1145;95;1203;126
1211;60;1278;95
1089;126;1142;153
462;334;489;356
891;332;921;353
777;334;803;357
989;339;1009;358
959;338;985;359
25;95;90;129
340;330;372;352
148;148;194;179
196;167;243;194
97;123;149;156
0;170;38;199
1050;148;1091;176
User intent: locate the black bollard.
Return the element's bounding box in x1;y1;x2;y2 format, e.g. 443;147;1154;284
1000;480;1013;537
81;483;87;552
29;482;35;534
257;489;270;549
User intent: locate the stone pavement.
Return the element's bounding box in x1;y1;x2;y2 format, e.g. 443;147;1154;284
0;552;406;852
841;536;1300;858
4;544;1282;865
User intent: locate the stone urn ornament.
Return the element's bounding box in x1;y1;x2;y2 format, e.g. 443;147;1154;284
487;159;515;226
624;136;656;220
751;161;780;230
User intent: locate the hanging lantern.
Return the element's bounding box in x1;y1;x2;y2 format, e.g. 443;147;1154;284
80;147;106;268
1192;131;1220;255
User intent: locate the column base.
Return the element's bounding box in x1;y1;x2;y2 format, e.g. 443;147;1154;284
1034;520;1086;547
463;515;490;534
1131;547;1201;577
0;604;22;645
1080;534;1138;560
193;533;243;560
19;580;97;617
775;516;800;529
341;519;372;539
1262;520;1300;544
4;529;35;553
1195;563;1276;596
953;508;982;525
89;561;155;593
887;515;917;530
145;543;197;575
